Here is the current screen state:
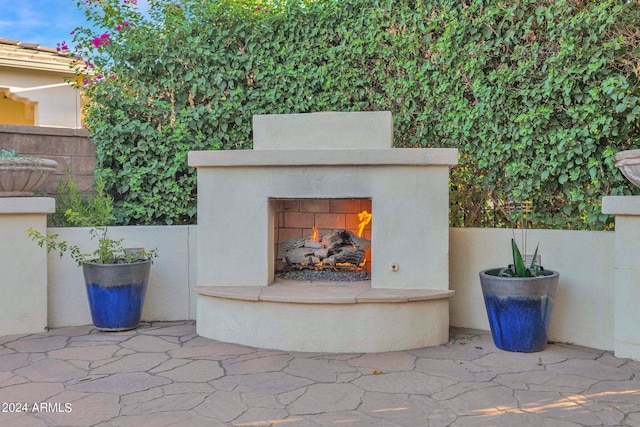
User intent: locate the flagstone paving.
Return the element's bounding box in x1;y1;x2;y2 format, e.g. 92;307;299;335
0;322;639;426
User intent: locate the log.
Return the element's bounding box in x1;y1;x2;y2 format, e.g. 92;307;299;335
304;240;324;249
313;248;329;258
281;238;306;252
284;247;316;265
282;229;370;268
349;235;371;251
321;230;370;250
323;247;365;266
320;230;350;249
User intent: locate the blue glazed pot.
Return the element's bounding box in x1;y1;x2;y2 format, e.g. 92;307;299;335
82;260;151;331
479;268;559;353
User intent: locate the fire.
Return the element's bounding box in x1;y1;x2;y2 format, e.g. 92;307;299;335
357;210;372;237
289;209;371;272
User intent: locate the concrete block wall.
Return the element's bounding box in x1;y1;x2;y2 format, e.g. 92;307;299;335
273;198;372;271
0;124;95;195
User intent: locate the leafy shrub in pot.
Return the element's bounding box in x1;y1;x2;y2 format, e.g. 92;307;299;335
29;226;158;331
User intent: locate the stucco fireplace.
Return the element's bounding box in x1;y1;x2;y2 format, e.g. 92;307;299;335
188;111;458;352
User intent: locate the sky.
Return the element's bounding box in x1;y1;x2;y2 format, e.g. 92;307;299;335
0;0;148;50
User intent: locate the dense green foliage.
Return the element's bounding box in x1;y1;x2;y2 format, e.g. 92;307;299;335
70;0;639;227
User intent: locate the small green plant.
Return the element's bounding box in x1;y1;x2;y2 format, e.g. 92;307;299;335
28;227;157;266
1;149;19;158
499;200;544;278
50;171;115;227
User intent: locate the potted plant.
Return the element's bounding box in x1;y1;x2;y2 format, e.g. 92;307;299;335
29;227;157;331
479;200;559;353
0;149;58;196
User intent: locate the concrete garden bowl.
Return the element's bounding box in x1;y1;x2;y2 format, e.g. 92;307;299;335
0;157;58;196
615;149;640;189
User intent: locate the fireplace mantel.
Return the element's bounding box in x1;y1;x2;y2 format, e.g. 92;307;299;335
188;148;458;167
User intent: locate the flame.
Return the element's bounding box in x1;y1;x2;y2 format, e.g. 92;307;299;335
357;210;372;237
294;212;371;272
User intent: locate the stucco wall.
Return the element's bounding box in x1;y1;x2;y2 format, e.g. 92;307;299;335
449;227;615;351
43;225;616;352
0;198;54;335
0;67;81;128
0;125;95;195
47;226;198;328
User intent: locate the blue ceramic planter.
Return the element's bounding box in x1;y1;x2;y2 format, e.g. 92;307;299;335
82;260;151;331
479;268;559;353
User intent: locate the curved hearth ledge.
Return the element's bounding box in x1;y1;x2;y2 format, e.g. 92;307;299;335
195;281;454;353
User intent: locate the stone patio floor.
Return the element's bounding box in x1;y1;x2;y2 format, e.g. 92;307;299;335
1;322;640;426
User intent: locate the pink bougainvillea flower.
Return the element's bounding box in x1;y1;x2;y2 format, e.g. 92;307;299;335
256;6;261;10
56;41;69;52
123;22;129;27
92;37;102;47
264;8;268;12
116;25;122;31
99;33;110;46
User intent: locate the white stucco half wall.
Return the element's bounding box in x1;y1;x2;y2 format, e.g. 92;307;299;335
449;227;616;352
0;217;619;353
47;226;198;328
0;198;54;335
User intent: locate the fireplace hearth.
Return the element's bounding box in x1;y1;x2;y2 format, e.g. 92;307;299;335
189;111;458;352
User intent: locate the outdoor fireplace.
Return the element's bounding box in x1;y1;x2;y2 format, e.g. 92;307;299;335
188;111;458;352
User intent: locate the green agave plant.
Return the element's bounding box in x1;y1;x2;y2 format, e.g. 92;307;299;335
0;149;19;158
498;200;544;278
499;238;542;278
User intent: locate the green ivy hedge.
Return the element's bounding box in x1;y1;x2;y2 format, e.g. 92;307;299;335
74;0;639;227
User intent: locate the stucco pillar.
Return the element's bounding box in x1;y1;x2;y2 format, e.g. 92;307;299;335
0;197;55;335
602;196;640;360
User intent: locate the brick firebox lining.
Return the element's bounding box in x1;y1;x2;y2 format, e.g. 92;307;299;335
273;198;372;272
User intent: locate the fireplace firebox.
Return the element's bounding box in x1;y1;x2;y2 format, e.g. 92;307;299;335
273;198;372;277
